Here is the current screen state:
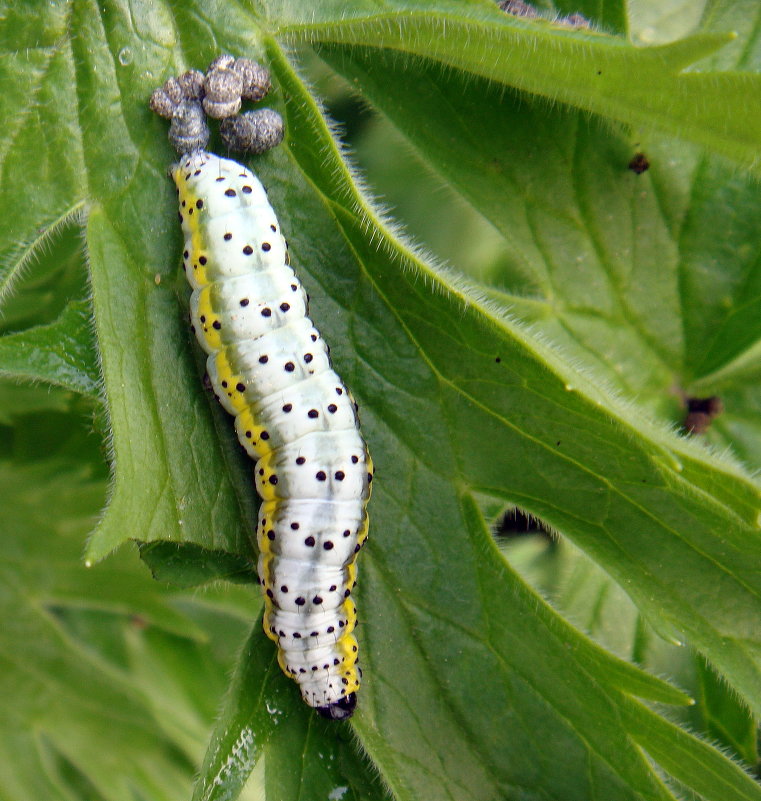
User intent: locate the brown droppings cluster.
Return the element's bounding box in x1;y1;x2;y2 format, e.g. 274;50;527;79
150;54;280;155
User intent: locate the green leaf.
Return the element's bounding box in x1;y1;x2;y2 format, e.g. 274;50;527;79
281;32;761;703
500;531;761;764
695;657;759;767
0;454;229;801
556;0;628;34
192;620;392;801
264;702;393;801
0;203;86;316
0;300;100;395
319;42;761;397
86;201;256;561
0;382;76;425
274;0;761;171
139;542;258;588
0;387;267;801
316;9;761;708
624;700;761;801
0;2;86;308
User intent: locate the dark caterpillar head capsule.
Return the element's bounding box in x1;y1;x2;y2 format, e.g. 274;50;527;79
220;108;284;154
315;692;357;721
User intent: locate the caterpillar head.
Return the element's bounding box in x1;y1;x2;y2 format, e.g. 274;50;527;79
316;692;357;721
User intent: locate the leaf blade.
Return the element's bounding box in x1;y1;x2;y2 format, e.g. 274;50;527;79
274;1;761;169
0;300;100;395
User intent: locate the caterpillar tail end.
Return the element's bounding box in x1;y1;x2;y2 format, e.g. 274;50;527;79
315;692;357;721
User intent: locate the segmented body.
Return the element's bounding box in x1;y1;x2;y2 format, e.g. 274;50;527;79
172;151;371;719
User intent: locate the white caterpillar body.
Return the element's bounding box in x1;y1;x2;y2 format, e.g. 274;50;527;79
172;151;371;720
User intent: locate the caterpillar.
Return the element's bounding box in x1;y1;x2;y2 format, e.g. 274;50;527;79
173;150;372;720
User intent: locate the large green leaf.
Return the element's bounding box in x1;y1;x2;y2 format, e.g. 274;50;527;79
315;28;761;693
0;300;100;394
0;366;263;801
311;0;761;708
501;530;758;766
191;617;391;801
0;449;259;801
273;0;761;170
2;1;761;800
